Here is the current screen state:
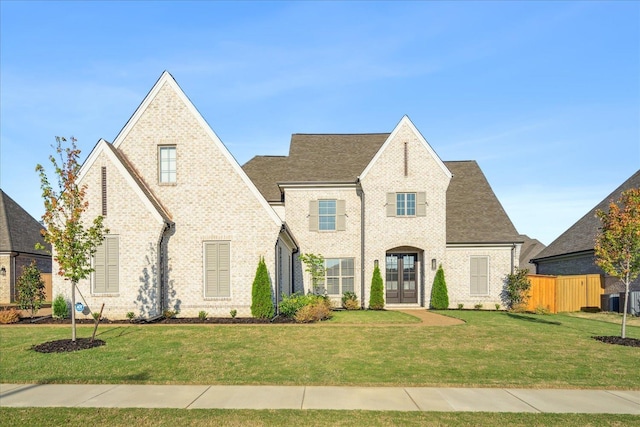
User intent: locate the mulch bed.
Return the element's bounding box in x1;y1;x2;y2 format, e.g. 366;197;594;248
32;338;106;353
14;315;296;325
592;336;640;347
25;316;294;353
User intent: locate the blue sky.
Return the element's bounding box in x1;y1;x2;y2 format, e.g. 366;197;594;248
1;1;638;246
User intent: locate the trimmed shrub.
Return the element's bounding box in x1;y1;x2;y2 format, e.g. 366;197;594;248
342;291;360;310
0;309;20;324
294;301;332;323
52;294;69;319
430;264;449;309
369;264;384;310
280;292;331;318
251;257;274;319
503;268;531;311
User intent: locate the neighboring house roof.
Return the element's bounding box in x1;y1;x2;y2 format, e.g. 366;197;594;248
0;189;50;256
533;169;640;262
243;134;522;244
518;234;546;271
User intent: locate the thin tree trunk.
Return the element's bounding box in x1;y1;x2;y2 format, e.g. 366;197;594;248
91;303;105;343
621;272;630;339
71;281;77;342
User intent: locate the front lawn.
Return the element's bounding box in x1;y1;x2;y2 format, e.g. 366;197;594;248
0;311;637;388
1;408;637;427
328;310;421;323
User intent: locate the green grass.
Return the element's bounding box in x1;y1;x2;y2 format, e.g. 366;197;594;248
1;311;638;388
1;408;638;427
328;310;421;323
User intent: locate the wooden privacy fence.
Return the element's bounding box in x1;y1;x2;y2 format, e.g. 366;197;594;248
42;273;52;302
526;274;604;313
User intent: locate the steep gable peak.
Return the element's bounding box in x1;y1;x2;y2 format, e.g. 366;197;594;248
359;115;452;181
112;71;186;148
110;71;283;227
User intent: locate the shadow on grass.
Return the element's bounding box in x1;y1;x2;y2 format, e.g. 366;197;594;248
33;370;151;384
95;326;140;338
507;313;562;326
121;371;151;382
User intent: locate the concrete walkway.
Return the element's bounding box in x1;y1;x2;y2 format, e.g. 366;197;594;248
1;384;638;413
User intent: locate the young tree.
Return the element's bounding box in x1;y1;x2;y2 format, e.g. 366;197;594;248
251;256;274;319
503;267;531;311
298;253;325;294
36;137;108;342
16;261;46;318
595;187;640;339
369;264;385;310
430;264;449;309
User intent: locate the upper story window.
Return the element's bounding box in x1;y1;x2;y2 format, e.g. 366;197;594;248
159;146;176;184
386;192;427;217
309;199;346;232
318;200;337;231
396;193;416;216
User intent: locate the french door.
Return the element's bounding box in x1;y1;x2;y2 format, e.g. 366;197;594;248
385;253;418;303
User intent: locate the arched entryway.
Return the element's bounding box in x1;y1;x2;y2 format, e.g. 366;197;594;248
385;247;423;304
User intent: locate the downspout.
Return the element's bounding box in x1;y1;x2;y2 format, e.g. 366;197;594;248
511;243;516;274
357;179;365;309
274;239;279;315
158;222;173;316
11;252;17;302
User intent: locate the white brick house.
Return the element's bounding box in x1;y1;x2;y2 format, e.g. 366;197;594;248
245;119;523;310
53;71;522;318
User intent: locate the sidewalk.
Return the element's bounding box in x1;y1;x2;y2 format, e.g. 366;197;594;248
1;384;638;413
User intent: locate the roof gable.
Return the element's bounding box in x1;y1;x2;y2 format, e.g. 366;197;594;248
112;71;283;227
0;189;50;255
360;116;452;181
533;169;640;261
78;139;171;225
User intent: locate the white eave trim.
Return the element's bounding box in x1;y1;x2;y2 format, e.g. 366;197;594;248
78;139;166;225
111;71;282;227
278;181;358;190
446;242;523;248
359;115;452;181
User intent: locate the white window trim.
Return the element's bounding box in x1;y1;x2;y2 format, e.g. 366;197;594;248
318;199;337;231
323;257;355;296
158;145;177;185
396;192;416;217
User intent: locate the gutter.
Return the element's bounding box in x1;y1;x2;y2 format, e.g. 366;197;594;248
356;179;365;309
158;221;174;315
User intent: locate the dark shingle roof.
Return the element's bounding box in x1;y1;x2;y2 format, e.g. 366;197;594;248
533;169;640;261
0;189;50;255
243;134;389;202
287;133;389;181
242;156;291;202
518;235;546;271
444;161;521;244
243;134;521;244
